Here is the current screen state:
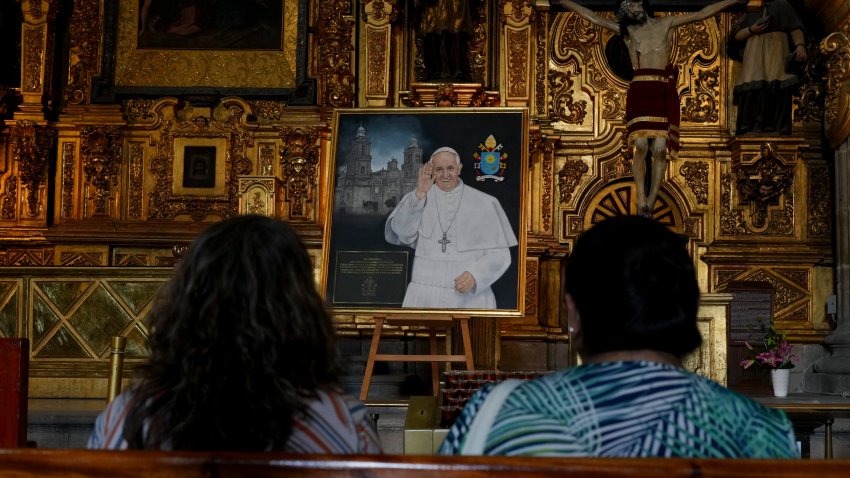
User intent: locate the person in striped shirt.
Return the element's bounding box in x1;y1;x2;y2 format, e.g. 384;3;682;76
440;215;797;457
88;215;380;453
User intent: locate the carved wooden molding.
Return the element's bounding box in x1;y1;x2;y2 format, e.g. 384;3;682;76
501;1;535;106
821;29;850;147
278;127;320;220
10;120;56;219
147;100;253;221
679;161;709;205
317;1;355;108
723;143;796;236
80;126;123;217
64;0;100;105
401;83;498;107
18;0;59;114
362;1;396;106
238;176;279;217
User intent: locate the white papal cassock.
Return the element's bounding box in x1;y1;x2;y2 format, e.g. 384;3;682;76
385;180;518;309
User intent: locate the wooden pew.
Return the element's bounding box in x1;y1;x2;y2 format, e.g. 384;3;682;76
0;449;849;478
0;338;28;447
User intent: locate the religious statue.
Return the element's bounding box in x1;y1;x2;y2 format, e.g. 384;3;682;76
413;0;474;82
556;0;746;216
729;0;807;136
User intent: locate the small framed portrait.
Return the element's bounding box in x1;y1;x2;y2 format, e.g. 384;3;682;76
172;137;226;196
321;108;529;317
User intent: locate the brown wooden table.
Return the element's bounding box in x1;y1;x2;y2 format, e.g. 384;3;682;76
755;393;850;459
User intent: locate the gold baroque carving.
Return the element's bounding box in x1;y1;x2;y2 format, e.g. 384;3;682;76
821;30;850;147
248;101;286;122
720;172;748;235
23;27;43;92
60;252;104;267
550;71;587;124
1;248;54;266
679;161;709;205
558;158;588;204
535;13;547;116
259;144;275;176
603;132;632;182
125;99;155;122
114;1;298;89
530;132;556;231
238;177;277;217
777;269;809;289
793;48;826;124
672;17;713;64
361;0;398;23
11;120;56;217
681;65;720;124
148;111;252;221
583;181;679;227
128;143;144;219
507;29;529;98
317;1;355;108
524;258;538;317
367;28;388;96
808;165;832;237
469;1;487;84
279;127;320;219
746;269;805;312
1;177;17;220
553;11;625;116
61;142;75;219
715;269;745;286
81;126;123;216
500;0;535;24
732;143;794;233
65;0;100;105
554;13;599;62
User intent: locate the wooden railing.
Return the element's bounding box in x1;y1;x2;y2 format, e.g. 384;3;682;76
0;449;849;478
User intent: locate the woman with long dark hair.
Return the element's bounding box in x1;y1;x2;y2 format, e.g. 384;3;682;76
88;215;381;452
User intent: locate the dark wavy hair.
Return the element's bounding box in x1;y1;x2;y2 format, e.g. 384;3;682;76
565;215;701;358
616;0;654;36
123;215;341;450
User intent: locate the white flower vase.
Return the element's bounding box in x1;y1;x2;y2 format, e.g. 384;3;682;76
771;369;790;397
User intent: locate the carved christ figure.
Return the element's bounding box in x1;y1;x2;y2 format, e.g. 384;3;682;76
555;0;745;216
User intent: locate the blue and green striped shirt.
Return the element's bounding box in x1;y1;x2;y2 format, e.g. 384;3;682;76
439;361;797;457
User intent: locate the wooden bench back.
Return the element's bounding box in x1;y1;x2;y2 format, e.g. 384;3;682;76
1;449;849;478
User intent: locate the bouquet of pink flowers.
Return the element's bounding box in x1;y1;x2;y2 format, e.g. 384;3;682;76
740;321;797;370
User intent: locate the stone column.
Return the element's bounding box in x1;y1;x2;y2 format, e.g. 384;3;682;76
805;140;850;394
804;30;850;394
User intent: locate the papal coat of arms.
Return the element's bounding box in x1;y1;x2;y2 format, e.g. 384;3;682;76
473;134;508;182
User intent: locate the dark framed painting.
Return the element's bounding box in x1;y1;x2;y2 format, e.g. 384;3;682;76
92;0;314;104
137;0;283;50
321;108;529;317
172;137;226;196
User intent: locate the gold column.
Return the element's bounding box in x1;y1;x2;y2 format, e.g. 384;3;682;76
17;0;59;121
361;1;397;107
821;29;850;148
107;336;127;403
500;1;535;107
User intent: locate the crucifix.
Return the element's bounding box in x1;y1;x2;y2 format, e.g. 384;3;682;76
438;233;451;253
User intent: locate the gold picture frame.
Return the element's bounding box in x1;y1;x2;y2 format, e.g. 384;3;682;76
321;108;529;317
110;0;301;91
172;137;227;197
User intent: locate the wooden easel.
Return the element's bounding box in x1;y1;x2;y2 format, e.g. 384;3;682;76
360;315;474;401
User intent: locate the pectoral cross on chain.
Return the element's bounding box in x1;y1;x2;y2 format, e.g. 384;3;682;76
438;233;451;253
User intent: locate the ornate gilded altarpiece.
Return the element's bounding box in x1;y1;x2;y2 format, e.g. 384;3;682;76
0;1;845;395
